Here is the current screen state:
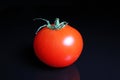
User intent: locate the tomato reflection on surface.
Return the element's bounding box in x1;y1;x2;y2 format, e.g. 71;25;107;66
34;64;80;80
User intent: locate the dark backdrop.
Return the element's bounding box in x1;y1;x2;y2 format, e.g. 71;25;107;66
0;0;120;80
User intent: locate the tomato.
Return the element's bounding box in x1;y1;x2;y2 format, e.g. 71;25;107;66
33;18;83;68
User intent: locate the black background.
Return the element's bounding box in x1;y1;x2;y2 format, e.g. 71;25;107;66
0;0;120;80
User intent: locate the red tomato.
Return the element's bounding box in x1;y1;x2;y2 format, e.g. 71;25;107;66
33;18;83;68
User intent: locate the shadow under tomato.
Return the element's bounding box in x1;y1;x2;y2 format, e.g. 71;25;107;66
20;44;56;70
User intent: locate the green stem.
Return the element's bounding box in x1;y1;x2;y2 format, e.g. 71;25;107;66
33;18;68;34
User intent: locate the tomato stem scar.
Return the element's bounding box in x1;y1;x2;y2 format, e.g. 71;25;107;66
33;18;68;34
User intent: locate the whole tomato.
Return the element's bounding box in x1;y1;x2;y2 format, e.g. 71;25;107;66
33;18;83;68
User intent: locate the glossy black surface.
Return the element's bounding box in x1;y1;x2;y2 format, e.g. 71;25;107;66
0;1;120;80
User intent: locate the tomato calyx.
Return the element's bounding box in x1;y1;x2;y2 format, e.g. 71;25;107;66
33;18;68;34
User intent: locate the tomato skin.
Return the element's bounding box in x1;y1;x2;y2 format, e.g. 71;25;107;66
33;24;83;68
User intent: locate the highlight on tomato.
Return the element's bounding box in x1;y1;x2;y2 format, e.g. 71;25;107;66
33;18;83;68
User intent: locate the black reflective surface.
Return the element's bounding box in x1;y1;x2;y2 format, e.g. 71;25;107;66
0;2;120;80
